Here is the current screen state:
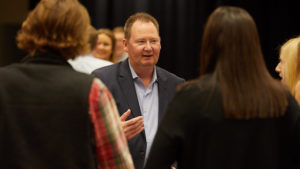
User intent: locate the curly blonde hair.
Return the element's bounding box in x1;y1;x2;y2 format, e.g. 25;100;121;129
17;0;90;59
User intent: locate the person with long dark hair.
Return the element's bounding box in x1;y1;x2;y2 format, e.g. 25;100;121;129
145;6;300;169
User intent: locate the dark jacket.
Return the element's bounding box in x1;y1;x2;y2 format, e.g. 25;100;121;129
92;59;184;169
0;52;97;169
145;74;300;169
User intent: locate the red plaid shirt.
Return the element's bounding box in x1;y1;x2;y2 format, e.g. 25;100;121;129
89;78;134;169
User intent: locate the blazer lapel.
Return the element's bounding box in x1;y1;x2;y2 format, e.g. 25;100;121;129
118;60;146;139
157;68;169;122
118;59;142;117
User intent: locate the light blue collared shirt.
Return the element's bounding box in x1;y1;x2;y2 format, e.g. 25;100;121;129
129;61;159;163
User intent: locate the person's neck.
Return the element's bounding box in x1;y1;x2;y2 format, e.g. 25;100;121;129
134;65;154;89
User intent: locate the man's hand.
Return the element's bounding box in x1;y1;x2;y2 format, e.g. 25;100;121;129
120;109;144;140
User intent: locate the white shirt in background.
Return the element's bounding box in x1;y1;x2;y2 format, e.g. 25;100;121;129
68;54;113;74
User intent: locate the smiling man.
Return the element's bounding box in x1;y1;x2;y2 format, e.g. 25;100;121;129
92;12;184;169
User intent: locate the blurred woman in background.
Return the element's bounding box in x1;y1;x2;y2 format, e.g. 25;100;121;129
276;36;300;104
93;28;115;62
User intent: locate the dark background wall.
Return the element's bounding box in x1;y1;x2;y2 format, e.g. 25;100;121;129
1;0;299;80
0;0;28;66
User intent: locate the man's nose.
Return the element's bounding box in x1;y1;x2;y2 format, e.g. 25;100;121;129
144;41;152;50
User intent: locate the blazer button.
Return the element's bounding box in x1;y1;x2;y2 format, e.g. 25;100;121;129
140;151;145;156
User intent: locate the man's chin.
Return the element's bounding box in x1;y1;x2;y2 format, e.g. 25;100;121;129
140;61;155;67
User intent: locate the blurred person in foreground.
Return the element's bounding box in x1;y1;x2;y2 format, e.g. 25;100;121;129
112;26;128;63
0;0;134;168
92;12;184;169
276;36;300;104
145;6;300;169
68;26;112;74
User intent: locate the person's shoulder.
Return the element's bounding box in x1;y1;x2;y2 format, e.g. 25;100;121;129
170;76;219;112
92;64;114;74
92;61;120;77
71;55;112;65
0;64;19;78
68;54;91;64
177;74;218;94
89;57;113;65
156;66;185;82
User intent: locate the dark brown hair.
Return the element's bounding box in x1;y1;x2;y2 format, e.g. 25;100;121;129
16;0;90;59
124;12;159;40
200;6;287;119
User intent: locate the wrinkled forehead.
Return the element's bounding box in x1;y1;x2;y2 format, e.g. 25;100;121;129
129;21;160;40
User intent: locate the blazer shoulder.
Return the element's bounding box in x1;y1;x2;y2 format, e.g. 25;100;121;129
92;64;117;74
156;66;185;83
91;61;129;87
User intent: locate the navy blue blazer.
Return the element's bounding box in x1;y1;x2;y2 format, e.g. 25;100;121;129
92;59;184;169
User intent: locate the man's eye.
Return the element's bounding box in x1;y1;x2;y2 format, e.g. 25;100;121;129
151;40;157;44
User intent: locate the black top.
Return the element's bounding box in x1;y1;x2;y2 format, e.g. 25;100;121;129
0;52;96;169
145;74;300;169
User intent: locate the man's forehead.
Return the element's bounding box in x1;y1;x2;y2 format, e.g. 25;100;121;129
131;21;158;34
132;20;155;28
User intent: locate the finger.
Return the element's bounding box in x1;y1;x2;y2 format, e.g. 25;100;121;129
125;123;145;140
123;117;143;132
126;126;144;140
124;119;144;135
122;115;144;140
120;109;131;121
123;116;143;126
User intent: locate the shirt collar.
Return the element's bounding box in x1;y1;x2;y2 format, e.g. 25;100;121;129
128;60;157;83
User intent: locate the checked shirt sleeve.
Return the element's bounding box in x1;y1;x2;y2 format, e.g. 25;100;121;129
89;78;134;169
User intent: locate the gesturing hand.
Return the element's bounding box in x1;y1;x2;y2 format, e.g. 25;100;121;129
120;109;144;140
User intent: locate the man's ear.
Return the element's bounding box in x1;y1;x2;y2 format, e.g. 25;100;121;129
123;39;128;52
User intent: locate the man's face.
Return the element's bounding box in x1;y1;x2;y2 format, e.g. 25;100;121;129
124;21;161;70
